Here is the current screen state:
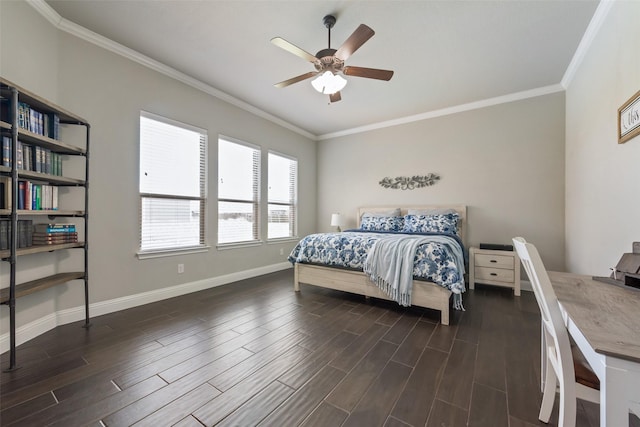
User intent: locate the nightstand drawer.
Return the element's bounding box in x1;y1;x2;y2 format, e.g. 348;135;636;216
475;266;515;283
475;254;513;269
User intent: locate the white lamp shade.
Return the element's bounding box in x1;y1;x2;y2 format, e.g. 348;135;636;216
311;71;347;95
330;213;342;227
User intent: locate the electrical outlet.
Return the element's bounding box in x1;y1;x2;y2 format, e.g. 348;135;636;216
279;248;284;255
178;264;184;274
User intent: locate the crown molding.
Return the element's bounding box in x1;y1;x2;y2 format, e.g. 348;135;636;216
561;0;614;89
317;84;565;140
28;0;606;142
27;0;316;141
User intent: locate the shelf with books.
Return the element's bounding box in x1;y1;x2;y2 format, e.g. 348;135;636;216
1;76;90;371
0;242;84;259
15;170;84;186
11;130;86;155
16;209;84;216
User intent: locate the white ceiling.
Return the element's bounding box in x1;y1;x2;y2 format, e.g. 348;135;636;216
46;0;600;138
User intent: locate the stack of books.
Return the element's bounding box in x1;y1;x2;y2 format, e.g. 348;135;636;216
32;223;77;245
2;136;64;175
0;219;33;249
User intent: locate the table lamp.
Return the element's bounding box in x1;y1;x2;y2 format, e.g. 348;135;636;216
330;213;342;232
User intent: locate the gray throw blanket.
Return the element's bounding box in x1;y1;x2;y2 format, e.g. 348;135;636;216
363;234;466;308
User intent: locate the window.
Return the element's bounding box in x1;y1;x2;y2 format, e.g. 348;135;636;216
218;137;260;245
268;152;297;239
139;111;207;254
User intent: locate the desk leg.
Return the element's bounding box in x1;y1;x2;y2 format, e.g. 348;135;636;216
601;357;640;427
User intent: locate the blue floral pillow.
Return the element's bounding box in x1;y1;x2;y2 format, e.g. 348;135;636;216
360;215;404;232
402;213;459;235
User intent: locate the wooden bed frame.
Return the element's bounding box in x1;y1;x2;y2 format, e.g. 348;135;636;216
293;205;467;325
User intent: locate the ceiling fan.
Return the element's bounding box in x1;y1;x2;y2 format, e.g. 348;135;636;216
271;14;394;103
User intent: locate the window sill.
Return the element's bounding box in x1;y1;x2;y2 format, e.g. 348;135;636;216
216;241;263;251
266;237;299;244
137;245;210;260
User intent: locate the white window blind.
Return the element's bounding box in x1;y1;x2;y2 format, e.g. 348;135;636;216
268;152;297;239
139;111;207;253
218;137;260;244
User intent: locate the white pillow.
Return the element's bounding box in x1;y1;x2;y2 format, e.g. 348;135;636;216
407;208;457;216
361;208;401;218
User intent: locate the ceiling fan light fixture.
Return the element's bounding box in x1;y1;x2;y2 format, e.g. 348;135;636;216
311;71;347;95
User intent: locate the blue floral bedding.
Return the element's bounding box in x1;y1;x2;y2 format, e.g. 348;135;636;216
288;230;466;295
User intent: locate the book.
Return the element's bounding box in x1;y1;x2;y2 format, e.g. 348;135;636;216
33;223;76;233
0;176;11;210
2;136;10;167
32;231;77;244
0;219;9;250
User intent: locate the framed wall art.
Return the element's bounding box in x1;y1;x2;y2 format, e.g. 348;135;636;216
618;89;640;144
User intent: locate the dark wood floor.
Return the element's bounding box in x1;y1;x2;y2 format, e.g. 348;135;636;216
0;270;605;426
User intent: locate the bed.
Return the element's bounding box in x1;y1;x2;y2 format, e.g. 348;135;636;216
289;205;467;325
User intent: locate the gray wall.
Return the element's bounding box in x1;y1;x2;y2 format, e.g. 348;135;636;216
318;93;567;270
0;1;316;339
565;1;640;274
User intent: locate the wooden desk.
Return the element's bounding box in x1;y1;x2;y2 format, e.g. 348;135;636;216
549;271;640;427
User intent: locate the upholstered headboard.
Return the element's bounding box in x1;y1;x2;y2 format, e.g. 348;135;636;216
356;205;467;244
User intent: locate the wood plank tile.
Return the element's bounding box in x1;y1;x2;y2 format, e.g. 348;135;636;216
341;361;412;427
344;305;387;335
455;306;483;345
375;308;403;327
325;340;398;412
103;348;250;426
172;415;206;427
299;401;349;427
133;383;219;427
329;322;390;372
158;328;268;383
192;344;311;426
473;328;507;392
32;376;167;427
435;339;477;409
209;331;307;392
53;376;119;403
468;382;509;427
278;331;355;389
216;380;294;426
427;322;458;353
0;392;56;426
504;334;544;424
382;312;421;345
391;319;436;367
113;329;241;389
390;348;448;426
0;272;601;427
257;365;346;426
426;399;469;427
1;352;88;393
384;416;412;427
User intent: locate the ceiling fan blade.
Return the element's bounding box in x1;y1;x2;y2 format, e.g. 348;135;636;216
329;92;342;103
343;66;394;81
334;24;375;61
274;71;318;88
271;37;318;63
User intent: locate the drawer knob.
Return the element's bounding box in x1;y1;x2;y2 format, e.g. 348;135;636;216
490;260;497;263
490;273;498;276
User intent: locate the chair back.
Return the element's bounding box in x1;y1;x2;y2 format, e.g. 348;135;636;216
512;238;577;400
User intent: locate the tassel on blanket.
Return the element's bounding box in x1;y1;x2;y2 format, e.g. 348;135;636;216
453;292;465;311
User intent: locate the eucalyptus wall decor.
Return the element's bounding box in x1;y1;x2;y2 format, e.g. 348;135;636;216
379;174;440;190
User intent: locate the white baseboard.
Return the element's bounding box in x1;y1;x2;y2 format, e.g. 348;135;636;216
0;262;292;354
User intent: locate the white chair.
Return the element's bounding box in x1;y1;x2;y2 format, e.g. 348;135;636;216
512;237;599;427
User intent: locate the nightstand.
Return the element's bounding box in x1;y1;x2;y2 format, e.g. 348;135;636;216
469;247;521;296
